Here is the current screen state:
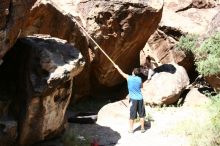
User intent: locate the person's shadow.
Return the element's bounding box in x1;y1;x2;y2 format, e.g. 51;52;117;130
133;118;153;133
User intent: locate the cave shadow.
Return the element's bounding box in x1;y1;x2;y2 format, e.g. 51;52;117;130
70;80;128;114
31;123;121;146
68;123;121;146
69;96;118;114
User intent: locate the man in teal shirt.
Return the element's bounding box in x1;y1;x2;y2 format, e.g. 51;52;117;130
114;64;146;133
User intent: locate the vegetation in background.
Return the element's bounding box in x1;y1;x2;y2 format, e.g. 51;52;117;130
169;93;220;146
207;93;220;145
194;32;220;76
175;32;220;145
176;32;220;76
176;34;198;54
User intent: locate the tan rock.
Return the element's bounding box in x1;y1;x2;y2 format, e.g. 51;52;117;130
143;63;190;105
183;88;210;107
97;99;129;126
75;0;163;88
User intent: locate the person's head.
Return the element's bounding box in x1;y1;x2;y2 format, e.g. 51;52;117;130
132;68;142;76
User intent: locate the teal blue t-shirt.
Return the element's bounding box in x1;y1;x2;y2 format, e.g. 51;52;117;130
127;75;143;100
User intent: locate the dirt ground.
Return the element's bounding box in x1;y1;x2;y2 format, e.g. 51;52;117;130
34;98;208;146
63;104;192;146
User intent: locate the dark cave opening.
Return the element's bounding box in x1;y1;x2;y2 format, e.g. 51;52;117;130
0;39;30;120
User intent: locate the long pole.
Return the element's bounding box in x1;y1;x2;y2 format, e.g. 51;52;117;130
70;15;116;65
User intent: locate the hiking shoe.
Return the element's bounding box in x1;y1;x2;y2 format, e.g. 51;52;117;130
141;129;146;133
128;130;134;133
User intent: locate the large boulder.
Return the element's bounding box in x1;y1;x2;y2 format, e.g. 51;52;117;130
142;63;190;105
97;99;129;126
74;0;163;91
11;35;84;145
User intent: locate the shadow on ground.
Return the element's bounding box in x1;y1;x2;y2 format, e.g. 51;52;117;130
134;120;152;133
31;123;121;146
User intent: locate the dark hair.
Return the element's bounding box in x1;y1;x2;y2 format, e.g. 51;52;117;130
132;68;141;76
145;56;152;68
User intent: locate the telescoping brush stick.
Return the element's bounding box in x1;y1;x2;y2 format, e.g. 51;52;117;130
70;14;116;66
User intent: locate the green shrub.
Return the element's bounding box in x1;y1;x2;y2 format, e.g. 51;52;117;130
176;34;199;54
176;32;220;76
194;32;220;76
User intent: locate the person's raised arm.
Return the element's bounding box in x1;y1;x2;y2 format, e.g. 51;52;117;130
113;64;129;79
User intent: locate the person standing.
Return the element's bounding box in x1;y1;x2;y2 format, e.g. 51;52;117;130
144;56;155;82
114;64;146;133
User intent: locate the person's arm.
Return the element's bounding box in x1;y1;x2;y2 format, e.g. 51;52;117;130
148;69;155;80
146;68;154;83
113;64;129;79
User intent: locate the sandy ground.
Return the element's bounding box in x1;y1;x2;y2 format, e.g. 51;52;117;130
63;102;193;146
35;99;209;146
